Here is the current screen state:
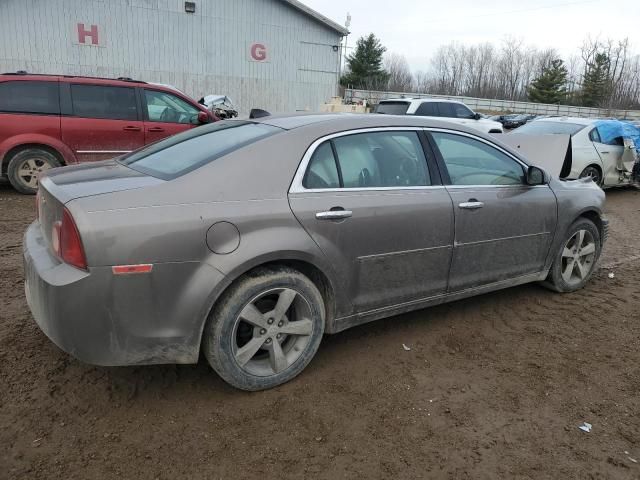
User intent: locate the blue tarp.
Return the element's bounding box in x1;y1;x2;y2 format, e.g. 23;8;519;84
594;120;640;152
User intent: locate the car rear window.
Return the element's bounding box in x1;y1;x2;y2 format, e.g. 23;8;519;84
120;121;282;179
514;121;585;136
0;80;60;114
375;101;410;115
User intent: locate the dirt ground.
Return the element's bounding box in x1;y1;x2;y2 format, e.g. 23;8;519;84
1;184;639;480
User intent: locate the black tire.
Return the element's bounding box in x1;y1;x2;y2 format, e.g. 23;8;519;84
579;165;603;187
7;148;62;194
203;266;325;391
543;218;602;293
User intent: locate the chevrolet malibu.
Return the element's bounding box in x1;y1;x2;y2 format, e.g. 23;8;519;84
24;114;608;391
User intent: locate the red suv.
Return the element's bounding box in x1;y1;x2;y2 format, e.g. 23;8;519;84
0;72;215;194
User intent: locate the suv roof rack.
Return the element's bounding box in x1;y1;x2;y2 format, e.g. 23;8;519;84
1;71;147;84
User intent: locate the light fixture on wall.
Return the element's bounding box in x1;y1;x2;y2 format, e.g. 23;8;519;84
184;2;196;13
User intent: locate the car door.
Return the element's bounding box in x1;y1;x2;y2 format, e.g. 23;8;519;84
288;128;454;315
142;88;202;144
588;127;626;186
429;129;557;292
61;83;144;162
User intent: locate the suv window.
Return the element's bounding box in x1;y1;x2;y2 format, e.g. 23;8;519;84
436;102;455;118
432;132;524;186
144;89;200;124
70;84;138;120
121;121;281;179
304;131;431;189
452;103;475;119
415;102;439;116
375;102;410;115
0;81;60;114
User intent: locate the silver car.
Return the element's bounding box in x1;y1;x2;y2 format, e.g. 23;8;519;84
24;114;608;390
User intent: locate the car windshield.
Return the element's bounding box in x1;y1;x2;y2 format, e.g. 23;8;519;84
514;121;585;136
375;101;410;115
120;121;282;179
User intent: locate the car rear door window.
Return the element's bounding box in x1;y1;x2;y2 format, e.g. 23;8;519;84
144;89;200;124
415;102;439;116
303;142;340;189
70;84;138;120
432;132;524;186
305;131;431;189
0;80;60;114
436;102;456;118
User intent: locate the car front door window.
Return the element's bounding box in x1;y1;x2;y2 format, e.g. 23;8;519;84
144;90;199;124
431;132;524;186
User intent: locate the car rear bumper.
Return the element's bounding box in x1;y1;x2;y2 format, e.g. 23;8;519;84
23;221;225;366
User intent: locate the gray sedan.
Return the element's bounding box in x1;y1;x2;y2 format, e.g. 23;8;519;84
24;114;608;390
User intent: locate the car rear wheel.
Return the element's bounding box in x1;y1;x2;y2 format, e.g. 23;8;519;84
203;266;325;391
579;166;602;187
543;218;601;293
7;148;62;194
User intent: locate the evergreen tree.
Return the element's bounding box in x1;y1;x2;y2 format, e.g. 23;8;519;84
340;33;389;89
581;53;610;107
527;59;568;104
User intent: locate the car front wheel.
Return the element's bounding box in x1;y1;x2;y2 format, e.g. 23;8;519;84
543;218;602;293
203;267;325;391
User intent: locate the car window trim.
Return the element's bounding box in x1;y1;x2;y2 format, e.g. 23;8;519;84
289;127;444;194
425;128;535;188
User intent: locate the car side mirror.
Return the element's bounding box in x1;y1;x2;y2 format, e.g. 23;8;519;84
194;111;210;124
526;165;547;185
473;112;482;120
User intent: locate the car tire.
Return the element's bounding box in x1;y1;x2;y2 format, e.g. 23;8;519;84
7;148;62;195
543;218;602;293
202;266;325;391
579;165;603;187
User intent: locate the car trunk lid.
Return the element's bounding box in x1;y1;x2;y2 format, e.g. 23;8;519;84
40;159;164;204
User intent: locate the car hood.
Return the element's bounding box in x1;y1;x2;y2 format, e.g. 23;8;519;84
41;159;164;204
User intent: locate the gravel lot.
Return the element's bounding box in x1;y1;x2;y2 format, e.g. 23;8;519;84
1;184;639;479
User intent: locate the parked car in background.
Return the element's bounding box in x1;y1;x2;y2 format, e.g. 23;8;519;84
24;113;607;391
0;72;215;194
375;98;504;134
513;117;639;187
502;114;530;129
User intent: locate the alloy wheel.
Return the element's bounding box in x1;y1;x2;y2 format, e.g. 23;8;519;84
17;157;53;189
561;229;597;286
231;288;314;377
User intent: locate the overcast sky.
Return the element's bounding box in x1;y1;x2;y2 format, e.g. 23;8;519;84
304;0;640;71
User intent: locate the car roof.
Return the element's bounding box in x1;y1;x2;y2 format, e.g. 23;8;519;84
0;72;171;90
379;98;466;106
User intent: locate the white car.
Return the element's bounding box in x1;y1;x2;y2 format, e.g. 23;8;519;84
375;98;504;134
514;117;638;188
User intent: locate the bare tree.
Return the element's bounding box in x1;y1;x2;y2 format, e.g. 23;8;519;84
384;53;414;92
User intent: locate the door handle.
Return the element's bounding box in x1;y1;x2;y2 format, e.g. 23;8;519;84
316;209;353;220
123;126;142;131
600;151;610;154
459;201;484;210
148;127;165;132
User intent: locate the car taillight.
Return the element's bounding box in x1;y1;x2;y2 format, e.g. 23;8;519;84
51;208;87;270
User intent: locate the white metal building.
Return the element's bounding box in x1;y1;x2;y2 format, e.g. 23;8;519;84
0;0;347;114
